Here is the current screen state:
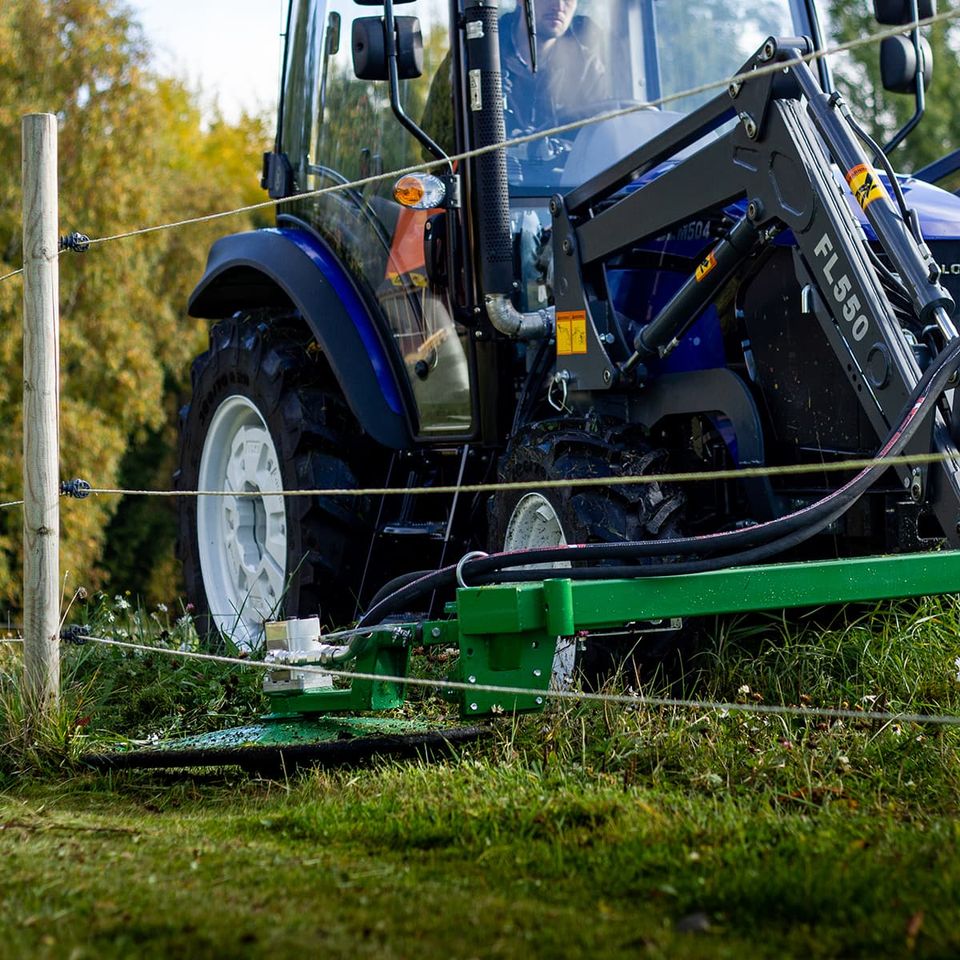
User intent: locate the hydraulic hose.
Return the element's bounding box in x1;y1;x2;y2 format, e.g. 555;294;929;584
357;332;960;627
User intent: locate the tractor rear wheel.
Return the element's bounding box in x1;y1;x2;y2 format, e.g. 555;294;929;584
490;420;691;686
176;316;378;649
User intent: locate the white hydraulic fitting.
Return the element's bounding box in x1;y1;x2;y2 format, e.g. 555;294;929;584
263;616;333;693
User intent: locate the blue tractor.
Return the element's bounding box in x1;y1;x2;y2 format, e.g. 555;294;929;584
176;0;960;678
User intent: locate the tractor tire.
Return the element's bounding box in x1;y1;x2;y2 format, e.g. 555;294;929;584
489;420;692;686
176;315;378;649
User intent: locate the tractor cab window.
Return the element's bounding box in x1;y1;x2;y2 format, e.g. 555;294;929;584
505;0;800;194
282;0;473;437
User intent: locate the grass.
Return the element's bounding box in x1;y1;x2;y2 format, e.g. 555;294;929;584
1;594;959;957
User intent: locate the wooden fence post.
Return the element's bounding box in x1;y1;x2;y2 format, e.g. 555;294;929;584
21;113;60;712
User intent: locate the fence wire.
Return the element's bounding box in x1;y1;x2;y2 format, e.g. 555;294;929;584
5;444;958;511
78;632;960;729
72;449;960;501
0;8;954;293
44;8;960;255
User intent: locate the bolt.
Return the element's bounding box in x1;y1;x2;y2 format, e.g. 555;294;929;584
562;237;574;256
740;113;757;139
600;332;615;344
431;626;441;638
468;675;476;684
533;669;542;678
475;330;483;339
549;196;561;215
602;369;612;384
903;475;912;490
747;199;764;222
535;697;543;705
728;81;742;99
470;702;478;711
761;38;777;61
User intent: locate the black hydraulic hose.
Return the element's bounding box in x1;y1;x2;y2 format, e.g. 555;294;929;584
357;337;960;626
472;333;960;570
367;569;435;609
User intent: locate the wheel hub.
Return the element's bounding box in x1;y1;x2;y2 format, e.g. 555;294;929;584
197;395;288;649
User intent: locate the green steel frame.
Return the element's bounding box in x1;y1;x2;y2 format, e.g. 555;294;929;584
266;552;960;719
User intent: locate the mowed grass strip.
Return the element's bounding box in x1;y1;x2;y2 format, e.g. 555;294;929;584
0;595;959;957
1;756;958;959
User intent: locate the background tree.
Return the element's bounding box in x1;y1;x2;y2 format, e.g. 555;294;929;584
825;0;960;179
0;0;271;610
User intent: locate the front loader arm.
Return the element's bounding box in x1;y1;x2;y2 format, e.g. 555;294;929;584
551;37;960;544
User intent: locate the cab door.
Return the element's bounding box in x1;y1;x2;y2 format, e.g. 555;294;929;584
280;0;475;438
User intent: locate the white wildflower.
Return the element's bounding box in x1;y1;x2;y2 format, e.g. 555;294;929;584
114;595;130;611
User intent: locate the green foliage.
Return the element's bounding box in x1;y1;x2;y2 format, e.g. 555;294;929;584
0;641;97;783
68;592;266;740
0;0;271;607
826;0;960;172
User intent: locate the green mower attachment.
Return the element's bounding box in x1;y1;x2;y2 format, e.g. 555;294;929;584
83;551;960;773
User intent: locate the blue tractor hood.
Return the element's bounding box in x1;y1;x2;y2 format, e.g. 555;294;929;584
861;175;960;241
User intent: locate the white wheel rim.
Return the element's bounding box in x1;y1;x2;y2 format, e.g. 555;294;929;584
503;493;575;686
197;395;287;650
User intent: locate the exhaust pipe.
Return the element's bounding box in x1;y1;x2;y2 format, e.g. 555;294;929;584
463;0;553;341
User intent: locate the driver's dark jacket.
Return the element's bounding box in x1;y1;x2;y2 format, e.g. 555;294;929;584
499;12;608;135
420;12;608;155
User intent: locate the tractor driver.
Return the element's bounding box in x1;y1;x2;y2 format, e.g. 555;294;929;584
420;0;608;154
500;0;608;137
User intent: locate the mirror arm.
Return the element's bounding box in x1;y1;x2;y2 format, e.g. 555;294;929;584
384;0;452;170
882;0;926;154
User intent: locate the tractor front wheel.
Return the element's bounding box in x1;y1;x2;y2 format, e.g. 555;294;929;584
490;420;691;686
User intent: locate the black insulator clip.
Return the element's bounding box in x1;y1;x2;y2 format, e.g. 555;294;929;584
60;478;91;499
59;232;90;253
61;624;90;646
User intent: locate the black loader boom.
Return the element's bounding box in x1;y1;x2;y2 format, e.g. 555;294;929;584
551;36;960;547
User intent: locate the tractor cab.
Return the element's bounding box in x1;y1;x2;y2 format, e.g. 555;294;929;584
268;0;823;442
181;0;960;656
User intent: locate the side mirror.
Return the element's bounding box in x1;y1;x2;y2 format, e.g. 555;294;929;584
352;15;423;81
880;34;933;93
873;0;935;24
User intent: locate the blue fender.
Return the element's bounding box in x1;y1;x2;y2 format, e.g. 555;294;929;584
188;227;413;449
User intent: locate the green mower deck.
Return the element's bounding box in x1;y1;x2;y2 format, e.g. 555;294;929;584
85;552;960;772
82;717;489;775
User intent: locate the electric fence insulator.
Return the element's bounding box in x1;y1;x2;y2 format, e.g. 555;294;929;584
60;625;90;646
60;478;91;499
58;232;90;253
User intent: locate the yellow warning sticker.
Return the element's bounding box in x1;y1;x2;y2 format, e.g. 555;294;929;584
556;311;588;356
695;251;718;283
845;163;885;211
